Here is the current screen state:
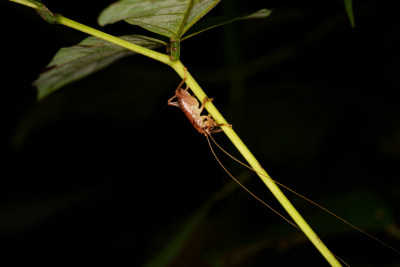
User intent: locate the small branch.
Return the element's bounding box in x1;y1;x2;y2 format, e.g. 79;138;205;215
57;16;171;65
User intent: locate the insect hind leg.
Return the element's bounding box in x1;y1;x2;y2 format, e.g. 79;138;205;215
203;114;232;134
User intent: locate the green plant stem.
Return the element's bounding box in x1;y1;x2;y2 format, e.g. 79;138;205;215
57;16;171;65
9;1;341;265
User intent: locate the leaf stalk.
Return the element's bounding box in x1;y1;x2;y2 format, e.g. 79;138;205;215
57;16;171;65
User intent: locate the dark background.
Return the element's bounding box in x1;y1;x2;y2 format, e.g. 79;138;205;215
1;0;400;266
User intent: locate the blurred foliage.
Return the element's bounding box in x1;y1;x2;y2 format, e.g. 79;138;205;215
344;0;355;28
1;0;400;266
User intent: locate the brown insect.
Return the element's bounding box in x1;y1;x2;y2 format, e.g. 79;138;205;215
167;68;230;135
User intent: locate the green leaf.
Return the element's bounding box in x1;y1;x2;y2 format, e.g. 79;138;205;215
182;8;272;41
33;35;163;100
98;0;221;39
344;0;355;28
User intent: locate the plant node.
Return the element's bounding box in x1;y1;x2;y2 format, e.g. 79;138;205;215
37;5;60;24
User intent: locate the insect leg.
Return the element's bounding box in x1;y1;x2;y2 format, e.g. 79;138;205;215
167;94;180;107
199;97;214;113
202;114;232;133
168;67;189;106
199;98;234;128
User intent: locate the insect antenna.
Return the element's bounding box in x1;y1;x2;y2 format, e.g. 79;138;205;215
205;133;299;229
207;133;400;256
205;133;351;267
